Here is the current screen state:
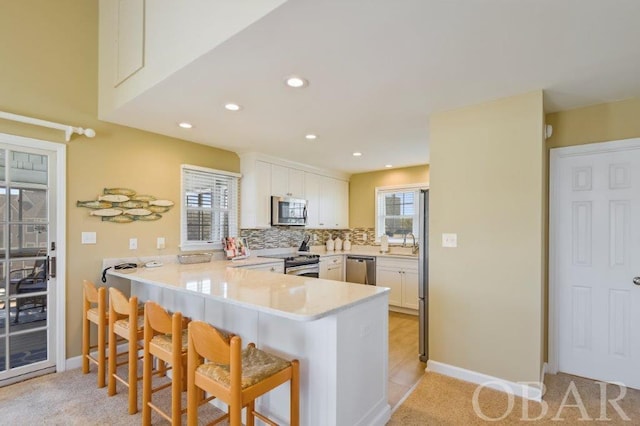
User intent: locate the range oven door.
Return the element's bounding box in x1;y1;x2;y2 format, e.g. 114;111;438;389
285;263;319;278
272;196;307;226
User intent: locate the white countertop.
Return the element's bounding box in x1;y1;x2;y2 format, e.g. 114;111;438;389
108;260;388;322
311;246;419;259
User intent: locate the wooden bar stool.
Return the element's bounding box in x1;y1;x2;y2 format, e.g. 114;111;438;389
186;321;300;426
82;280;108;388
142;301;190;425
108;287;144;414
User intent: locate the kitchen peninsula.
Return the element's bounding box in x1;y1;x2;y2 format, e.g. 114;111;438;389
108;259;391;426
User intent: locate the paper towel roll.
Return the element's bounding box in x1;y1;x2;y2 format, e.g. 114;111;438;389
380;235;389;253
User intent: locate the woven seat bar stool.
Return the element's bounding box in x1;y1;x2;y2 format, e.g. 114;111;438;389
186;321;300;426
142;301;191;425
82;280;108;388
108;287;144;414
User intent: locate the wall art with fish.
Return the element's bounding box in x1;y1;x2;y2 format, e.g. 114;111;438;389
76;188;174;223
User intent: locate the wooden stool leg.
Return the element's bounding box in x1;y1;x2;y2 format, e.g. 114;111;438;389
142;342;152;425
291;360;300;426
82;315;90;374
246;400;255;426
128;339;138;414
187;366;198;425
108;318;117;396
97;322;106;388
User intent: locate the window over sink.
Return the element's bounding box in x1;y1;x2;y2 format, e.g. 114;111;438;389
181;164;240;251
375;184;426;244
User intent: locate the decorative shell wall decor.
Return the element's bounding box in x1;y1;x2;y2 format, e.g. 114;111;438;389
77;188;174;223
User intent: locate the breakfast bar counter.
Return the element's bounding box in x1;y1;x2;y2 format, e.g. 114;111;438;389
108;261;391;426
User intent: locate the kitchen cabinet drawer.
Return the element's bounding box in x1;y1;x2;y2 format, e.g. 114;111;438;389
237;261;284;274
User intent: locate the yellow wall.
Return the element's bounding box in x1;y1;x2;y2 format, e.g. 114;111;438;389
0;0;239;358
429;91;545;383
349;165;429;228
546;97;640;149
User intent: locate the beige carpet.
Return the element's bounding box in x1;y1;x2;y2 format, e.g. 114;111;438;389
389;372;640;425
0;365;227;425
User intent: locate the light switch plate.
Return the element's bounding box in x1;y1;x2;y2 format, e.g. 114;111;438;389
129;238;138;250
81;232;96;244
442;233;457;248
157;237;165;249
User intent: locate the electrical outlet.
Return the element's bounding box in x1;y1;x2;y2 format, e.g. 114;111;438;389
129;238;138;250
363;233;368;241
157;237;165;249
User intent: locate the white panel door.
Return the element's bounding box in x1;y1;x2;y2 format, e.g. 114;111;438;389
553;139;640;389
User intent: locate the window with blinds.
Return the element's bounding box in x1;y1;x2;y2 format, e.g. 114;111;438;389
375;185;423;243
181;165;240;250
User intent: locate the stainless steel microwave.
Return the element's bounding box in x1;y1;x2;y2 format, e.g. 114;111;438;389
271;196;307;226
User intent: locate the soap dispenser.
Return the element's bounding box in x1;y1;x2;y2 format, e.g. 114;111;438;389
380;235;389;253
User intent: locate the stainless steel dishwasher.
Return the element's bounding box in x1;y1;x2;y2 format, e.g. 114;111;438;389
345;256;376;285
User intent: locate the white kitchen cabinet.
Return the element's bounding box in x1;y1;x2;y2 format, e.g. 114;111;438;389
236;261;284;274
376;267;403;306
240;158;272;228
240;153;348;229
376;257;418;310
401;269;419;310
304;172;321;228
318;176;349;229
271;164;305;198
320;255;344;281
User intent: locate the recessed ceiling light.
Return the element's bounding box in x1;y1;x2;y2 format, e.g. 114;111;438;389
178;122;193;129
224;103;242;111
285;76;309;88
305;134;317;140
385;164;393;168
353;152;362;157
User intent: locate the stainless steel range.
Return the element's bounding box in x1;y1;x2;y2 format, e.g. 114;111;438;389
259;253;320;277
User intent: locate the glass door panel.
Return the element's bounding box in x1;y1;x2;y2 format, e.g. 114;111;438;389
0;147;55;383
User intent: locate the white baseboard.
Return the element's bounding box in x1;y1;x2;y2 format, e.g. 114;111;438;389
65;355;82;370
426;360;543;402
64;343;133;371
540;362;548;384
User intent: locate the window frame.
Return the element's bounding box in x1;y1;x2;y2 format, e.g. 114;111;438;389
180;164;241;252
374;183;428;244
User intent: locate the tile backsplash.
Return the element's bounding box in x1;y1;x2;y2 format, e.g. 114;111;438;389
240;227;376;250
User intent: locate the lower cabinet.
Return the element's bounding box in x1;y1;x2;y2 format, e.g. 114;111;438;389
376;258;418;310
237;261;284;274
319;255;344;281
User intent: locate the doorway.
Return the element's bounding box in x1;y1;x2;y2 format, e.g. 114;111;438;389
550;137;640;389
0;134;66;385
388;311;425;408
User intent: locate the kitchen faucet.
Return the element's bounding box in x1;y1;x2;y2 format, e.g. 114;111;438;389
403;233;419;254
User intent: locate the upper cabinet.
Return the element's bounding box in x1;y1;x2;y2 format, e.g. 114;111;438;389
240;153;349;229
271;164;305;198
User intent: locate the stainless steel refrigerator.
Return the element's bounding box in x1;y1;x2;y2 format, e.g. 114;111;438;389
418;189;429;362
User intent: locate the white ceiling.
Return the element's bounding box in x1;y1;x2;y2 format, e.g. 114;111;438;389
105;0;640;174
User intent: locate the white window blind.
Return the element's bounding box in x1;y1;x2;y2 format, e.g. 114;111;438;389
181;165;240;250
375;185;423;243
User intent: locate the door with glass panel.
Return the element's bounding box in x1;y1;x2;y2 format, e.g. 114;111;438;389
0;145;57;383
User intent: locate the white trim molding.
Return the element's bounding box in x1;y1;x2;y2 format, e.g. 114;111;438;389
426;360;544;402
